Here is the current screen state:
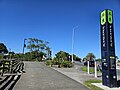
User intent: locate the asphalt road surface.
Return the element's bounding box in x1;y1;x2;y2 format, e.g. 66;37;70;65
13;62;90;90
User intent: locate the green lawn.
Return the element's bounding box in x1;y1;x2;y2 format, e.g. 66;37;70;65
82;66;103;90
84;79;103;90
81;66;95;73
81;66;101;74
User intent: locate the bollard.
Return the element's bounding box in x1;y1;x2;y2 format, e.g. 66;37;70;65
94;61;97;78
87;60;90;74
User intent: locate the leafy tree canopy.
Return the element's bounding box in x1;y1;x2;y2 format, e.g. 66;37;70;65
0;43;8;54
24;38;51;61
85;52;96;61
55;51;70;61
55;51;81;62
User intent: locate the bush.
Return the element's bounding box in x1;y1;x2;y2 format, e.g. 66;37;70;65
45;60;53;67
45;60;73;68
60;61;72;68
52;60;58;65
0;55;3;59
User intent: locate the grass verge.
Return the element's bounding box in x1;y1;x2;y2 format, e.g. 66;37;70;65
81;66;95;73
81;66;101;74
84;79;103;90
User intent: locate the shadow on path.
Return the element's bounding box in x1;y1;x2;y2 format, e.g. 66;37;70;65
0;75;21;90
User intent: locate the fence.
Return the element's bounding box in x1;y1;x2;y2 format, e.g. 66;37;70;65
0;59;22;76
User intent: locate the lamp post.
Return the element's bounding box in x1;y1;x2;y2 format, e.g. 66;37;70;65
72;26;79;63
23;39;27;54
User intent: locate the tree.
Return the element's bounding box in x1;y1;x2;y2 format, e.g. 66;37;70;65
9;51;15;59
0;43;8;54
24;51;46;61
27;38;33;51
115;56;119;60
27;38;49;53
55;51;70;61
85;53;96;61
73;54;81;62
26;38;50;61
14;53;23;59
96;58;102;62
83;57;87;62
52;51;81;68
45;46;51;59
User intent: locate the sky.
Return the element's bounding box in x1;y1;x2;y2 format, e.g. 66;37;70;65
0;0;120;59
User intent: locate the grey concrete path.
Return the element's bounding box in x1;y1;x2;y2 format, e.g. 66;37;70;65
13;62;90;90
52;63;102;84
53;62;120;90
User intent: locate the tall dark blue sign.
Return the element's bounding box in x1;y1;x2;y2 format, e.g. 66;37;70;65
100;9;117;87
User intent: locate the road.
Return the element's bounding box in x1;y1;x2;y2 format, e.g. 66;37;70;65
13;61;90;90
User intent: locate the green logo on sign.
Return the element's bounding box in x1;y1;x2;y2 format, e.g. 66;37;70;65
108;10;112;24
101;10;106;25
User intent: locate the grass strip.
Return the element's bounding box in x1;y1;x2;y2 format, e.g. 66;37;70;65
81;66;95;73
84;79;103;90
81;66;101;73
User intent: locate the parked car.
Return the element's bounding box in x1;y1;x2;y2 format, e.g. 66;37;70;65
84;60;95;67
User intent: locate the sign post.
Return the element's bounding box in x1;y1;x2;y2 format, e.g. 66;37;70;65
100;9;117;87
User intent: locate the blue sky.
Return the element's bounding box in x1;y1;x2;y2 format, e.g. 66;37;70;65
0;0;120;59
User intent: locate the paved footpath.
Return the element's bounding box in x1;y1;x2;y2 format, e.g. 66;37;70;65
13;62;90;90
53;63;102;84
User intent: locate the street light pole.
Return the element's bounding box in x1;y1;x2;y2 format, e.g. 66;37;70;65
23;39;27;54
72;26;79;63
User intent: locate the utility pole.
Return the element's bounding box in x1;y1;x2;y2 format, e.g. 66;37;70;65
72;26;79;63
23;39;27;54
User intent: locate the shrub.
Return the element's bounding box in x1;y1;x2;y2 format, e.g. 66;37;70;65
45;59;73;68
61;61;72;68
52;60;58;65
45;60;53;67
